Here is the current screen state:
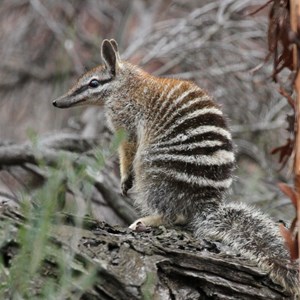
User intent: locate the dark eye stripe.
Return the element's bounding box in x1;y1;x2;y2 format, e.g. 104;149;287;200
89;77;112;88
72;85;89;96
98;78;112;85
71;77;113;96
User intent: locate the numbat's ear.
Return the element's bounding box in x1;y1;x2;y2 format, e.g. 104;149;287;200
101;39;118;76
109;39;121;61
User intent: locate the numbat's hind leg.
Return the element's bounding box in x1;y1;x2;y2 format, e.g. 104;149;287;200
129;214;187;231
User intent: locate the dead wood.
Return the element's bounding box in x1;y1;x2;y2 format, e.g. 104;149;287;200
0;204;293;300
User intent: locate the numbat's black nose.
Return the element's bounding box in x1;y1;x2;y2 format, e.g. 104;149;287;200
52;100;57;107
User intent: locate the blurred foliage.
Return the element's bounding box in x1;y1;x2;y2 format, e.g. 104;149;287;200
0;126;127;298
0;160;97;299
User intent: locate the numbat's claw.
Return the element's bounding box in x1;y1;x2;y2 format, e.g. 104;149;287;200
121;173;133;196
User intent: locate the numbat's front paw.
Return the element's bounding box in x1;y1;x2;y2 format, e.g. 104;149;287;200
121;173;133;196
129;220;150;232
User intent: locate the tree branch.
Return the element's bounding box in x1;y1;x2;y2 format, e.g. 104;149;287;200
0;204;292;299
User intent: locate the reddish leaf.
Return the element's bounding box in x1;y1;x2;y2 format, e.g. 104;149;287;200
279;223;298;260
289;217;299;260
278;182;298;209
247;0;273;16
294;232;299;259
278;86;295;109
278;86;295;108
290;217;298;234
271;138;294;166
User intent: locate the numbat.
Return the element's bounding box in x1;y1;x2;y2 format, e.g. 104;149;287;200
53;39;299;294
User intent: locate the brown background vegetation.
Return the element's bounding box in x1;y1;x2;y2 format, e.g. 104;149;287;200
0;0;294;223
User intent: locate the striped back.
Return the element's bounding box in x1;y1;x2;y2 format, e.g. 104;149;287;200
138;79;234;213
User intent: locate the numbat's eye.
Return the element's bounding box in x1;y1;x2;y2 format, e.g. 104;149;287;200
89;79;100;88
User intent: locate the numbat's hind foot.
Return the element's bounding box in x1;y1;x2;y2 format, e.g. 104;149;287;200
129;215;164;231
129;214;188;231
129;220;149;232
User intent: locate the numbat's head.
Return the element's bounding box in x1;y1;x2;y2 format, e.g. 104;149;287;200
53;39;125;108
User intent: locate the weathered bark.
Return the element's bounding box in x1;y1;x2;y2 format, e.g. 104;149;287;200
0;204;293;300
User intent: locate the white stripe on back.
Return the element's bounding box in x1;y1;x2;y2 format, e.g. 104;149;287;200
152;94;213;137
148;167;233;188
155;125;232;146
149;140;224;154
147;149;234;165
156;107;223;139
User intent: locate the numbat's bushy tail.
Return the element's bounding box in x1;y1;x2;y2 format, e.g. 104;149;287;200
53;39;299;294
